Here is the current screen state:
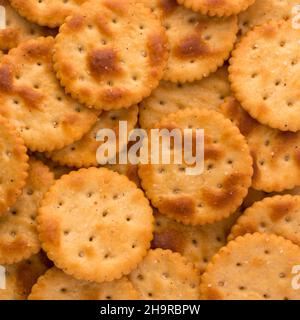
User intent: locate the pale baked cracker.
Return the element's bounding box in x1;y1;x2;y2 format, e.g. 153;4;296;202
0;158;54;264
200;233;300;300
139;0;237;83
10;0;88;28
130;249;200;299
0;252;51;300
47;105;138;168
0;37;99;152
139;66;230;129
239;0;300;36
37;167;154;283
0;115;28;215
178;0;254;17
53;0;168;110
220;97;300;192
139;108;253;225
152;210;241;273
29;267;139;300
0;0;55;51
228;195;300;246
229;20;300;132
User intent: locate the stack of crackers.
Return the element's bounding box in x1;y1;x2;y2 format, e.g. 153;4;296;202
1;0;300;300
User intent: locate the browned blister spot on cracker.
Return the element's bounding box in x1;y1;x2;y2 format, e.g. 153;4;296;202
159;0;178;15
204;145;223;161
0;64;14;92
15;86;44;109
250;151;260;182
160;196;196;216
152;229;183;252
23;41;51;59
174;35;210;59
147;33;168;68
88;48;121;78
39;216;61;247
67;15;85;31
270;200;295;222
102;87;126;103
0;237;28;255
204;287;223;300
202;173;245;209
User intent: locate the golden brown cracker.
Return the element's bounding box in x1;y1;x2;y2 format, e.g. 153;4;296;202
10;0;88;28
0;115;28;215
229;20;300;132
229;195;300;246
152;210;241;273
0;37;99;152
0;158;54;264
46;105;138;168
139;108;253;225
130;249;200;299
201;233;300;300
178;0;254;17
139;0;237;82
0;0;55;51
38;167;154;283
53;0;168;110
29;267;139;300
139;66;230;129
220;97;300;192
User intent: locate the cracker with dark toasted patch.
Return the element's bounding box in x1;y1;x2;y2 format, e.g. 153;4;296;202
139;108;252;225
152;210;241;273
230;20;300;132
229;195;300;246
0;37;99;152
178;0;254;17
29;267;139;300
0;115;28;215
37;167;154;283
139;67;230;129
220;97;300;192
46;105;138;168
53;0;168;110
0;252;51;300
139;0;237;83
201;233;300;300
130;249;200;299
0;0;55;51
10;0;88;28
0;158;54;264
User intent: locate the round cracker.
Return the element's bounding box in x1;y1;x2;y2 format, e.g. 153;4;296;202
47;105;139;168
138;108;253;225
200;233;300;300
152;210;241;273
0;37;99;152
229;195;300;246
53;0;168;111
0;0;55;51
220;97;300;192
0;115;28;215
37;167;154;283
139;66;230;129
139;0;237;83
229;20;300;132
239;0;300;36
0;158;54;264
129;249;200;299
178;0;254;17
0;252;51;300
29;267;139;300
10;0;88;28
